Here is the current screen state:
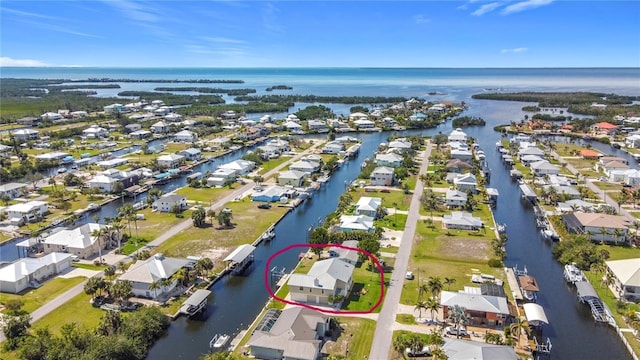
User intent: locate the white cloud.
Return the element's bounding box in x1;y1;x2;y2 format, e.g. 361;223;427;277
501;47;528;53
413;14;431;24
471;2;503;16
201;36;246;44
1;7;59;20
502;0;554;15
0;57;50;67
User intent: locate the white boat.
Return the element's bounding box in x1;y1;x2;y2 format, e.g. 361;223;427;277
209;333;230;349
496;223;507;233
57;167;67;174
261;228;275;242
564;263;585;284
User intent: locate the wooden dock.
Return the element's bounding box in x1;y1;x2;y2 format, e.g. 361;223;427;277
505;267;524;301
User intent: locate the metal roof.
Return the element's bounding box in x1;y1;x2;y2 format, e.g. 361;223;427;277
224;244;256;263
183;289;211;307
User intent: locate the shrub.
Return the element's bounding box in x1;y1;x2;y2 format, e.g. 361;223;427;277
488;258;503;268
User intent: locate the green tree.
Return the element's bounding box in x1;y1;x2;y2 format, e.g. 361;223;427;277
309;227;329;256
415;300;427;320
444;277;456;291
217;208;233;228
357;237;381;264
427;276;443;298
1;313;31;350
192;207;206;227
392;332;410;359
425;296;441;322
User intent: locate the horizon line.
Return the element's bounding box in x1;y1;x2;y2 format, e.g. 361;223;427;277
1;66;639;70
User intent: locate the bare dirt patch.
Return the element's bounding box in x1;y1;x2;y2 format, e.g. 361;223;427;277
437;237;490;262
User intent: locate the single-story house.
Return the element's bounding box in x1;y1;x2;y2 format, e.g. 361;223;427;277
289;160;321;174
129;130;153;139
178;148;202;161
41;112;64;121
206;168;238;187
252;186;288;203
42;223;106;259
355;197;382;218
387;139;412;150
530;160;560;176
284;121;303;132
441;290;510;327
322;142;344;154
157;154;186;168
247;307;329;360
278;170;306;187
445;189;468;207
543;184;581;200
0;182;27;200
289;258;355;305
174;130;198;143
452;173;477;193
375;152;404;168
118;254;192;299
5;201;48;223
580;149;601;159
518;147;545;159
442;338;517;360
219;159;256;176
445;159;473;173
556;199;595;213
591;122;619;135
96;158;129;169
521;154;545;166
562;212;630;243
370;166;395;186
339;214;375;232
605;258;640;301
0;252;74;294
152;194;187;213
443;211;483;230
124;123;142;133
451;149;473;161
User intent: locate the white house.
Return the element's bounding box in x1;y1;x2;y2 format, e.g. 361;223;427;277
82;125;108;139
307;119;328;132
0;253;74;293
453;173;477;193
0;183;27;200
375;152;404;167
284;121;303;133
625;134;640;149
443;211;483;230
88;175;119;193
451;149;473;161
353;118;376;129
339;214;375;232
206;168;237;187
150;121;170;134
288;258;355;305
605;258;640;301
278;170;306;187
441;290;509;327
40;112;64;121
118;254;191;299
370;166;395;186
530;160;560;176
178;148;202;161
6;201;48;224
157;154;186;168
129;130;152;139
445;189;468;207
322;142;344;154
448;128;467;143
174;130;198;143
42;223;106;259
387;139;412;151
219;159;256;175
164;113;183;122
289;160;321;174
152;194;187;213
562;212;629;243
355;197;382;218
12;129;39;142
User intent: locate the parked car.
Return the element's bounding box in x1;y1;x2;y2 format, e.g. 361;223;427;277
445;326;468;337
405;271;414;280
406;346;431;357
258;203;272;209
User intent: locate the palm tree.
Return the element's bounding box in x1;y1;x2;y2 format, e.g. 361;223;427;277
415;300;427;321
430;347;448;360
117;261;127;274
104;266;116;280
148;280;161;298
427;276;443;298
447;305;470;338
509;317;529;344
613;228;624;245
425;296;441;322
91;227;108;263
444;277;456;291
598;226;608;244
418;283;430;301
392;333;409;359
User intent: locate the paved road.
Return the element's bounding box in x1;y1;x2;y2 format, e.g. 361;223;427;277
0;140;325;343
368;141;432;359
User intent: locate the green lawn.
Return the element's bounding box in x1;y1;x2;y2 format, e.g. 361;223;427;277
175;186;234;204
133;208;193;241
329;317;376;359
72;263;108;271
350;188;412;211
376;214;409;231
258;156;290;175
0;232;13;245
154;198;289;257
593;181;623;192
342;263;386;313
596;244;640;261
32;293;104;335
405;174;418;191
1;277;87;314
396;313;417;325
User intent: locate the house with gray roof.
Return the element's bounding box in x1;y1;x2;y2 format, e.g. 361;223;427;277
247;307;330;360
370;166;395;186
442;338;517;360
289;258;355;305
289;160;321;174
42;223;106;259
443;211;483;231
530;160;560;176
329;240;360;265
445;189;468;207
375;152;404;167
355;197;382;218
152;193;187;213
0;252;74;294
278;170;307;187
605;258;640;301
452;173;477;193
0;182;27;200
441;290;510;327
118;253;191;299
338;214;375;232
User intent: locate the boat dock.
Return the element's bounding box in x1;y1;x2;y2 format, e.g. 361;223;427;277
575;280;615;325
504;267;524;301
223;244;256;274
179;289;212;317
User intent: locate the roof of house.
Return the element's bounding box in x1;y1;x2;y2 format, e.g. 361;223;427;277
179;148;201;155
0;182;27;192
290;160;320;169
441;290;509;314
356;197;381;213
445;189;468;201
594;122;618;129
446;159;473;169
119;254;191;283
224;244;256;263
375;153;403;162
247;307;326;360
565;212;630;229
6;200;47;213
220;159;255;171
443;211;483;227
333;240;360;263
154;193;186;204
607;258;640;287
518;147;545;156
530;160;559;171
339;214;374;231
42;223;104;249
157;153;185;161
0;252;73;282
442;338;517;360
371;166;395;175
580;149;601;157
174;130;195;137
453;173;477;184
279;170;306;180
602;160;630;170
388;140;411;149
288;258;355;290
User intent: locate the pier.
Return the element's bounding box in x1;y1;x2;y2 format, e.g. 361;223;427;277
179;289;212;317
575;280;615;325
504;267;524;301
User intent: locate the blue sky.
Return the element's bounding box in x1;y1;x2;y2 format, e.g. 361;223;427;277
1;1;638;67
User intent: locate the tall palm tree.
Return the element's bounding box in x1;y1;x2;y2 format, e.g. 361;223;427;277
430;347;448;360
148;280;161;298
392;333;409;359
418;283;430;301
415;300;427;321
444;277;456;291
598;226;608;244
509;317;529;345
426;296;441;322
427;276;443;298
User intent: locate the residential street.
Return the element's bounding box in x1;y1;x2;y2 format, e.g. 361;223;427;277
368;141;432;359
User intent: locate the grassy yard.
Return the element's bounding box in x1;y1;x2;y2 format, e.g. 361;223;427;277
0;277;87;314
324;317;376;359
153;198;289;257
0;232;13;244
376;214;408;231
596;244;640;261
258;156;289;175
593;181;623;192
349;188;412;211
32;293;104;335
564;158;597;170
400;220;502;305
133;207;193;241
175;186;234;204
396;313;417;325
405;174;418;191
72;262;108;271
342;262;387;313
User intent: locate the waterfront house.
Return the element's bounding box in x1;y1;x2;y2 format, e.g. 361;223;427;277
0;252;74;294
445;159;473;174
219;159;256;176
520;154;545;166
89;170;138;193
307;119;328;132
556;199;595;213
442;211;483;231
34;151;69;163
598;158;630;176
349;112;368;121
174;130;198;143
246;307;329;360
579;149;601;159
452;173;477;193
518;146;545;159
129;130;152;139
257;145;279;159
448;128;467;143
124;123;142;133
266;139;290;152
0;182;27;200
338;214;375;232
82;125;108;139
442;338;517;360
164;113;183;122
370;166;395;186
590;122;619;135
530;160;560;176
206;168;238;187
118;254;191;299
152;194;187;213
330;240;360;265
12;128;39;142
6;201;48;224
387;139;412;151
42;223;106;259
353;118;376;129
104;104;125;114
150;121;170;134
445;189;468;208
321;142;344;154
409;112;427;121
605;258;640;301
277;170;306;187
178;148;202;161
375;152;404;168
328;119;350;130
381;117;397;127
451;149;473;161
284;121;303;133
289;160;321;174
355;197;382;218
289;258;355;305
543;184;581;200
157;154;186;168
625;134;640;149
440;290;510;327
562;212;630;243
96;158;129;169
252;186;288;203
